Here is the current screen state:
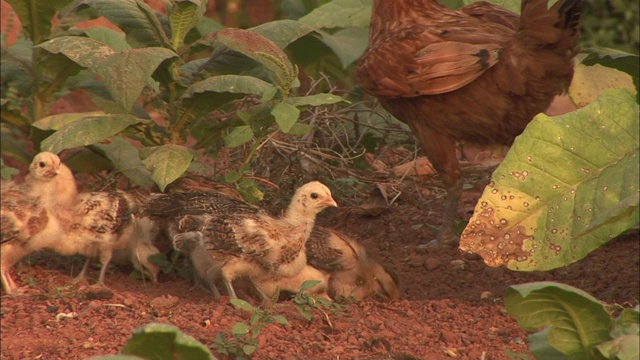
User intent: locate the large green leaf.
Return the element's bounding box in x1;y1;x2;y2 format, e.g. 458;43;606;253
569;62;636;108
78;0;171;48
250;19;316;49
271;101;300;133
140;145;194;191
182;75;274;98
223;125;255;148
94;47;178;113
32;111;106;130
460;89;639;271
38;114;144;154
120;323;216;360
94;137;155;189
5;0;74;44
287;93;347;107
505;282;612;360
37;36;115;70
298;0;372;29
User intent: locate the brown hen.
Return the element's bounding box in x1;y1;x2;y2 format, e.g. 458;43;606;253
356;0;582;244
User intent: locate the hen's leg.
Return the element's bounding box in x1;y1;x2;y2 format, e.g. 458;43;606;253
411;125;462;246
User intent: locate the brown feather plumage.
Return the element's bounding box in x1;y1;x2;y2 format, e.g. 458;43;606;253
356;0;582;244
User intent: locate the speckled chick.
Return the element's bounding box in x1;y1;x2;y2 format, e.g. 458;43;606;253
148;181;337;299
1;152;78;295
306;227;400;301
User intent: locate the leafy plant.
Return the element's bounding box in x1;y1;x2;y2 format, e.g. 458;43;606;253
89;322;217;360
291;280;343;322
212;298;289;359
505;282;639;360
1;0;348;197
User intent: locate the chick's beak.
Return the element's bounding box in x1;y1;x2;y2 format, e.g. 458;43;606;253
325;197;338;208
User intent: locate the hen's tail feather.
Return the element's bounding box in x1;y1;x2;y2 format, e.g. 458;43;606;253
519;0;582;53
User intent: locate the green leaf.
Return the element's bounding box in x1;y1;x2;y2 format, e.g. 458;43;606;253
88;355;146;360
183;75;274;98
527;327;569;360
271;102;300;133
581;48;640;97
231;322;249;336
223;126;254;148
169;0;205;50
317;28;369;68
140;145;194;191
271;315;290;326
237;178;264;204
39;114;143;154
505;282;613;360
95;47;178;113
32;111;107;130
250;19;316;49
612;308;640;338
214;28;296;94
5;0;74;44
1;159;19;180
287;93;347;107
242;344;257;355
120;323;216;360
229;298;256;312
460;89;640;271
299;0;372;29
37;36;116;69
94;137;155;189
83;27;132;51
78;0;171;48
299;280;321;292
595;335;639;360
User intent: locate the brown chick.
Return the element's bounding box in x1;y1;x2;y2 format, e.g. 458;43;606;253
356;0;582;245
1;152;78;295
306;227;400;301
111;217;161;283
148;181;337;300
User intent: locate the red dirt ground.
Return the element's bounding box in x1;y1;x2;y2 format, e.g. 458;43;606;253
1;168;638;360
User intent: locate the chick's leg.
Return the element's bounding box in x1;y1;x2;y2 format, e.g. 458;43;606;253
221;271;237;299
73;258;91;284
410;124;462;246
95;250;113;287
1;243;31;295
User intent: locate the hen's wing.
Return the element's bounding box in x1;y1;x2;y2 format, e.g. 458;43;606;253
358;10;512;97
71;190;137;242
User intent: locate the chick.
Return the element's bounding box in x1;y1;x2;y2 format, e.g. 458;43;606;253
111;217;161;283
253;264;331;301
306;227;400;301
149;181;337;299
1;152;78;295
65;190;140;287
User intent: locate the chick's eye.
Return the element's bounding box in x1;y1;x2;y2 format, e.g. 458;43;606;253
310;192;319;199
38;161;47;168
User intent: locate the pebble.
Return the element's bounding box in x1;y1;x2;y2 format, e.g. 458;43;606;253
450;260;467;270
424;258;442;271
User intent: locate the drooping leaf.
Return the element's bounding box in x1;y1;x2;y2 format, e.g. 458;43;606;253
120;323;216;360
78;0;171;48
139;145;194;191
32;111;107;130
299;280;321;292
38;114;144;154
299;0;372;29
231;322;249;336
594;335;639;360
5;0;75;44
182;75;274;98
94;137;155;189
82;27;131;51
229;298;256;311
37;36;116;70
505;282;613;360
460;89;639;271
317;28;369;68
581;48;640;97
